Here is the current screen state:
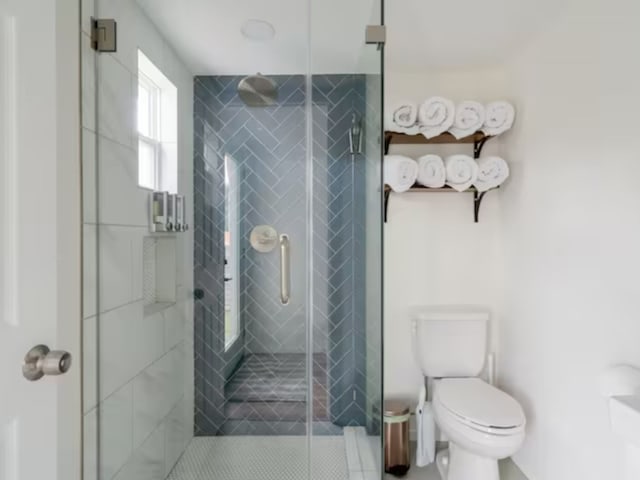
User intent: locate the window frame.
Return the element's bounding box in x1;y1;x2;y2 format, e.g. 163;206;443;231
137;70;162;190
224;155;241;351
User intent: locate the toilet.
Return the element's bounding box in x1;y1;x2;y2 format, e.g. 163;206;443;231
412;307;526;480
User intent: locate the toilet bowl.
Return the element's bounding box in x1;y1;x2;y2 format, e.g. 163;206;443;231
432;377;526;480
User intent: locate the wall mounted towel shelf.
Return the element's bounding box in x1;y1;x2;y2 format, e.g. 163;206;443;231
383;185;497;223
384;131;496;223
384;131;492;156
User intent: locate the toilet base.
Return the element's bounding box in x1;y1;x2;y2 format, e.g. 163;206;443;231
435;444;500;480
435;449;449;479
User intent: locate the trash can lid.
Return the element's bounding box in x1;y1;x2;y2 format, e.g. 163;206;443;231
384;400;410;417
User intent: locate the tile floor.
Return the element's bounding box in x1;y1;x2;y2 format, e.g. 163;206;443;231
167;430;527;480
385;446;528;480
167;435;349;480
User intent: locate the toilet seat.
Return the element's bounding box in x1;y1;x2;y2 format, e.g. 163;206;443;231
434;378;525;436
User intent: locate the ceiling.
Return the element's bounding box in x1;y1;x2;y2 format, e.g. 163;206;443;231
136;0;564;75
136;0;379;75
385;0;565;72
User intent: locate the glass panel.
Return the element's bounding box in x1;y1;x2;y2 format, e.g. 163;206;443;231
137;80;151;137
83;0;383;478
138;138;156;190
309;0;384;478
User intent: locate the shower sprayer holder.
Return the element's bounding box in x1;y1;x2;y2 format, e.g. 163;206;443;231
349;113;363;158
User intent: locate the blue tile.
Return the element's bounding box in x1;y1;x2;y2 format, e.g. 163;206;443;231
193;74;378;435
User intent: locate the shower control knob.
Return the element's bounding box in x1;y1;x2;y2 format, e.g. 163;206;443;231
194;289;204;300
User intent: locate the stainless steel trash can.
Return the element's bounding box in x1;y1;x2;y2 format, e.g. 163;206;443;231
384;401;411;477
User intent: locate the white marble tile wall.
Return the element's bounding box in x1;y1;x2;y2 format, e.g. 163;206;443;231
81;1;195;479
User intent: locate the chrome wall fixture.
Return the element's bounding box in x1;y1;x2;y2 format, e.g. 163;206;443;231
349;113;363;159
150;191;189;232
249;225;278;253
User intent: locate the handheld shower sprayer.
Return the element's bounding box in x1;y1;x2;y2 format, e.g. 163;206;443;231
349;113;363;159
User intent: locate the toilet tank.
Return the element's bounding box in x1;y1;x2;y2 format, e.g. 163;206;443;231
412;306;489;377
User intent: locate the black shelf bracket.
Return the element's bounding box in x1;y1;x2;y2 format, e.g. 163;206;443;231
384;133;392;155
473;136;490;159
384;188;391;223
473;190;488;223
384;187;497;224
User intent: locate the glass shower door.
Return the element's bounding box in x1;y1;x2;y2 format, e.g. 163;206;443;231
309;1;384;477
81;0;383;478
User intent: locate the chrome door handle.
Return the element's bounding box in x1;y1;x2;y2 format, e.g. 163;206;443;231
22;345;72;381
279;234;290;305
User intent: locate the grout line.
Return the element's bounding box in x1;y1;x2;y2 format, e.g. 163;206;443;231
94;126;136;153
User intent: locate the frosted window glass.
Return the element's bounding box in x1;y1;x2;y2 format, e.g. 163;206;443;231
138;139;156;190
138;82;151;137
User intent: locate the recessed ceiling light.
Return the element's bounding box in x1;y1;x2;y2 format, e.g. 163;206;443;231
241;19;275;42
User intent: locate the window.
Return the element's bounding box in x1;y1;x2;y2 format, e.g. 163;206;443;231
137;50;178;193
224;155;240;350
137;71;160;189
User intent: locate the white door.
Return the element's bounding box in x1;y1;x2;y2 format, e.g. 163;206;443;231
0;1;81;479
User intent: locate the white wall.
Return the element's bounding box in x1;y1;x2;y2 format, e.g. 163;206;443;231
499;1;640;479
81;1;194;479
385;7;640;475
383;69;508;403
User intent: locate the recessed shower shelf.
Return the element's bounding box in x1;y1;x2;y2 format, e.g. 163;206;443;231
384;131;497;223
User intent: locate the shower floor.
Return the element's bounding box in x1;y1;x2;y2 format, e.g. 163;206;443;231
225;353;329;424
167;427;379;480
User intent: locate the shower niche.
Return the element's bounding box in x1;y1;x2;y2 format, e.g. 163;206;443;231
143;235;177;315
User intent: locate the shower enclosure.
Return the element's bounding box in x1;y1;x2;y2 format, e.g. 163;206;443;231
82;0;383;478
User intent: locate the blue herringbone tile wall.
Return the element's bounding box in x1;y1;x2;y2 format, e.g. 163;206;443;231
193;74;376;436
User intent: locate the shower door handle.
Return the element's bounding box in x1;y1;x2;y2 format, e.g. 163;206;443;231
279;234;290;305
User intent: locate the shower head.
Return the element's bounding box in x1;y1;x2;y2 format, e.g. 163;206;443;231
237;73;278;107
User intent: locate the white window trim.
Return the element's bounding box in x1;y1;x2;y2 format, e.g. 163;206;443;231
138;71;162;191
138;134;161;190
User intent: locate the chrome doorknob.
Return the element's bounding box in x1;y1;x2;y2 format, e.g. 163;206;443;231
22;345;72;381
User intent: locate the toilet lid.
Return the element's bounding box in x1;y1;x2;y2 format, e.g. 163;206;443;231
435;378;525;429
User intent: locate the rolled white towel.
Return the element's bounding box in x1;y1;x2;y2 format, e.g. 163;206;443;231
482;101;515;136
418;96;455;139
445;154;478;192
384;155;418;193
474;156;509;192
449;101;485;139
385;102;420;135
416;154;445;188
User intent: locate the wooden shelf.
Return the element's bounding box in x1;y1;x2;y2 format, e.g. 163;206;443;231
384;185;498;223
384;184;479;194
384;131;493;157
